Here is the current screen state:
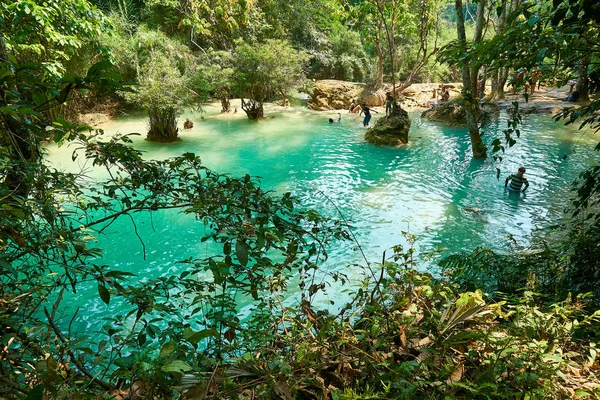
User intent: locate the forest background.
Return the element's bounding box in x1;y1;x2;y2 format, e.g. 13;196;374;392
2;0;600;398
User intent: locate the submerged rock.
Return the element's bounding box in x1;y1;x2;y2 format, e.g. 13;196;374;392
365;106;411;146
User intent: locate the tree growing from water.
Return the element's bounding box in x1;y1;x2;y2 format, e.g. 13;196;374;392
452;0;487;159
233;39;308;119
196;50;235;113
108;26;196;142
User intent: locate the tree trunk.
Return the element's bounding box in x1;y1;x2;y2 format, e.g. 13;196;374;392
147;107;179;142
490;0;507;100
375;40;384;90
456;0;486;159
241;98;263;120
576;54;590;101
491;67;509;100
471;0;486;99
221;97;231;113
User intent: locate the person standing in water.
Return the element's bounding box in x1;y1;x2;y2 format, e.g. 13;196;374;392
505;167;529;192
359;104;378;127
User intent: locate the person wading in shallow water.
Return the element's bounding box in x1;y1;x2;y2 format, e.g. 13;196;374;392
505;167;530;192
359;104;378;127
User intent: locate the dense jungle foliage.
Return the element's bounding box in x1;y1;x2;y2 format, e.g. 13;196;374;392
1;0;600;398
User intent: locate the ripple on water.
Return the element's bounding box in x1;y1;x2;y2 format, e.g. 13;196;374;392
42;107;600;329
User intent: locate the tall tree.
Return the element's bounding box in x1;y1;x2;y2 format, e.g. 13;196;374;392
455;0;487;159
233;39;308;119
357;0;440;94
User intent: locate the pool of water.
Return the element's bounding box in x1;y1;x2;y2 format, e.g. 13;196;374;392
45;102;599;328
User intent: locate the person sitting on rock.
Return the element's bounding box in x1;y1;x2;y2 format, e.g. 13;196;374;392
349;100;361;114
566;91;580;102
440;86;450;101
183;118;194;129
329;113;341;124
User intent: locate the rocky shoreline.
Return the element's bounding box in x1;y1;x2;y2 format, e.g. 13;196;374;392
307;79;586;114
77;80;587;129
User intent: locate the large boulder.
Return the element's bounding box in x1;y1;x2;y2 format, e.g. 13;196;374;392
421;99;466;125
365;107;411;146
421;99;500;126
362;88;387;107
308;80;365;111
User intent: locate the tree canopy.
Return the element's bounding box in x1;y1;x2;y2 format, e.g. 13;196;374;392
2;0;600;398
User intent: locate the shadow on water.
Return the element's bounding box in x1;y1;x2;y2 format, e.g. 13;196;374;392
42;105;600;327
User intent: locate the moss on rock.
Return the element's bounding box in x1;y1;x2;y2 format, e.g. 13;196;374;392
365;107;411;146
421;99;466;125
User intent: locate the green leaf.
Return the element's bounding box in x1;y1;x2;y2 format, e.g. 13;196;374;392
236;240;249;266
98;284;110;305
25;384;44;400
161;360;192;373
160;340;176;357
138;331;147;347
185;329;218;345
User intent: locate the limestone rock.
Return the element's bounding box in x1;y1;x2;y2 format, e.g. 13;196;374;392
421;99;500;126
365;107;411;146
421;100;466;125
362;88;386;107
308;80;365;111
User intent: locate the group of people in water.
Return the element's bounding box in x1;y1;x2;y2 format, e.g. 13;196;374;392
331;92;398;127
330;102;378;127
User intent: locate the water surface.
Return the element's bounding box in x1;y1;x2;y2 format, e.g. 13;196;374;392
45;102;599;326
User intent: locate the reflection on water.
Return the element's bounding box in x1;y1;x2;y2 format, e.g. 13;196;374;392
44;102;600;327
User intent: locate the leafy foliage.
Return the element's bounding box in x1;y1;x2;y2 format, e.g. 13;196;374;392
233;39;309;118
311;28;369;81
1;0;108;77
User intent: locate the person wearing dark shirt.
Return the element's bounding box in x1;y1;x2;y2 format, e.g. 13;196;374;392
567;91;580;102
385;92;394;115
505;167;529;192
359;104;378;127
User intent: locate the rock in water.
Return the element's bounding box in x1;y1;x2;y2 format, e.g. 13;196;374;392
421;100;466;125
464;207;485;214
183;119;194;129
365;107;411;146
421;99;499;126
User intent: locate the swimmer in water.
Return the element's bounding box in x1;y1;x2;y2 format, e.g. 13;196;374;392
505;167;529;192
329;113;341;124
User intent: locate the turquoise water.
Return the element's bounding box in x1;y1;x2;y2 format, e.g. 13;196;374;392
46;102;599;328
